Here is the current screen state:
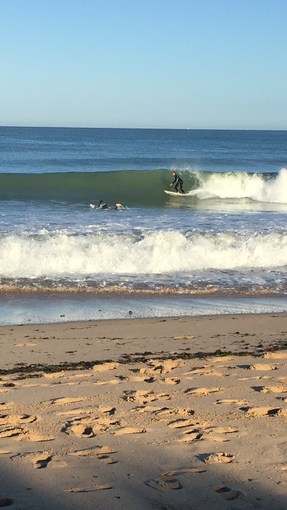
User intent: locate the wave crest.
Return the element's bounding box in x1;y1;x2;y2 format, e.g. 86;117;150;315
190;168;287;204
0;168;285;206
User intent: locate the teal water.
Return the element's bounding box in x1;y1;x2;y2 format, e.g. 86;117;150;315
0;127;287;323
0;169;285;207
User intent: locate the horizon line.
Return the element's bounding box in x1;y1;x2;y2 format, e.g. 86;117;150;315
1;125;287;132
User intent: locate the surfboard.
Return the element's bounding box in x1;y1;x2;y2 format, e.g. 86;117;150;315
164;190;187;196
90;203;96;208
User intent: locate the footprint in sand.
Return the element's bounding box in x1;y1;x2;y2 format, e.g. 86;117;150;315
203;452;234;464
180;425;237;443
71;446;118;463
57;408;94;417
98;406;116;414
122;390;170;404
31;452;53;469
202;426;238;442
250;363;278;371
48;458;68;469
264;351;287;359
94;379;122;385
63;421;100;438
259;385;287;394
203;435;229;443
205;426;238;434
67;485;112;492
185;387;222;397
212;356;235;363
144;476;182;490
66;423;96;438
168;419;195;429
147;360;183;375
215;399;249;406
163;467;206;476
0;426;23;439
162;377;180;385
238;375;271;381
95;454;118;464
63;415;119;437
129;367;154;376
179;430;202;442
0;414;38;427
153;407;194;422
92;362;119;372
128;375;155;383
185;367;226;377
70;446;116;457
50;397;89;406
242;406;281;417
134;405;168;414
0;416;54;441
213;485;245;501
18;431;55;442
145;466;208;491
113;427;146;435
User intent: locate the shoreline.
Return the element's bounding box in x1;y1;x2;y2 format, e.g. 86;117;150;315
0;291;286;326
1;311;287;370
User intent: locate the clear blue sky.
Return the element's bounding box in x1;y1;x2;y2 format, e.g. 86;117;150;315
1;0;286;129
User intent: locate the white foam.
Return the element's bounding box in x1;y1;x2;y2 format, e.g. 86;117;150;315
0;230;287;279
189;168;287;204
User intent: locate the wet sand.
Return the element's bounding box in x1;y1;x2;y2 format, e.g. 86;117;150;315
0;313;287;509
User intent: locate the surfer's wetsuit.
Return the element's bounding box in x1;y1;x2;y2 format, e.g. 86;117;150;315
172;173;185;193
98;200;109;209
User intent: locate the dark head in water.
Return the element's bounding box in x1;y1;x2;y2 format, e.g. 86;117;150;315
98;200;109;209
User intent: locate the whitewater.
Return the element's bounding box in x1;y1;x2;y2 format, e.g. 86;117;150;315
189;168;287;204
0;127;287;323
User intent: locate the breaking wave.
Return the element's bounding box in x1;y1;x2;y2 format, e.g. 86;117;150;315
190;167;287;204
0;230;286;276
0;168;286;206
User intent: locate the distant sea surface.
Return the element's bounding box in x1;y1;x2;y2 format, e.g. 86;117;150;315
0;126;287;324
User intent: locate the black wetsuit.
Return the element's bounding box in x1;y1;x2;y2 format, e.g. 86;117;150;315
98;202;109;209
172;173;185;193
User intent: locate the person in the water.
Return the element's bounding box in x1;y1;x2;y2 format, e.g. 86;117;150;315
98;200;109;209
170;171;185;193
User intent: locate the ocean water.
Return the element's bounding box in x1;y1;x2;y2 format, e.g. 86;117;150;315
0;126;287;324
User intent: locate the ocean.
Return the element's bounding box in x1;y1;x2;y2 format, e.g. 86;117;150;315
0;126;287;325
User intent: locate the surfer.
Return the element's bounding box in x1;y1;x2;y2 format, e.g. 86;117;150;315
115;203;124;210
98;200;109;209
170;171;185;193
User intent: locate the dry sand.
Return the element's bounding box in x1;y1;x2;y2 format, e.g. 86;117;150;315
0;312;287;509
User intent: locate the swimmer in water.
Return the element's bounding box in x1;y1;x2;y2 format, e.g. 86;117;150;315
98;200;109;209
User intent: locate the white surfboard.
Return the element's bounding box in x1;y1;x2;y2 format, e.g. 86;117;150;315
164;190;187;196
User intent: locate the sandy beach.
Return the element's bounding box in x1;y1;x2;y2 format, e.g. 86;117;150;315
0;312;287;509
